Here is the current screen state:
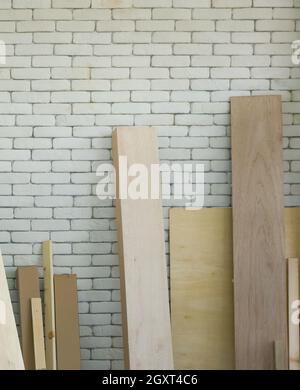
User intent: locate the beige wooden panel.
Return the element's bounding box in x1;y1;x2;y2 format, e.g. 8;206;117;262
285;208;300;259
43;240;56;370
112;127;173;370
54;274;81;370
17;266;40;370
231;95;287;369
287;258;300;370
170;208;234;370
0;252;24;370
31;298;46;370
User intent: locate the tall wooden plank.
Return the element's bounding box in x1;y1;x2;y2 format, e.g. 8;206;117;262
43;240;56;370
287;258;300;370
31;298;46;370
112;127;173;370
0;252;24;370
170;208;234;370
231;95;288;369
54;274;81;370
16;266;40;370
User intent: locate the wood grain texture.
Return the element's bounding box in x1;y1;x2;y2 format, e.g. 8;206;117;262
287;258;300;370
17;266;40;370
43;240;56;370
31;298;46;370
54;274;81;370
0;253;24;370
285;208;300;259
112;127;173;370
231;95;288;370
170;208;234;370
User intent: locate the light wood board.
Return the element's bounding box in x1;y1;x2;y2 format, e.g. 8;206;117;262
231;95;288;369
112;127;173;370
43;240;56;370
54;274;81;370
287;258;300;370
17;265;40;370
170;208;234;370
285;208;300;259
0;252;24;369
31;298;46;370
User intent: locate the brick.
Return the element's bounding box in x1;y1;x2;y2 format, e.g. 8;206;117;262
251;67;290;79
14;138;51;149
136;20;174;31
34;127;72;137
233;8;272;19
34;32;72;43
32;173;70;184
92;0;132;7
54;208;92;219
33;56;71;67
57;21;95;32
0;10;32;20
112;79;150;90
17;115;55;126
256;20;295;31
254;0;293;5
92;91;129;102
15;208;52;219
55;44;93;56
112;56;149;67
53;138;90;149
33;9;72;20
152;102;189;114
32;149;70;160
17;21;54;32
232;32;270;43
176;20;214;32
193;32;230;43
273;8;300;19
213;0;251;6
193;9;231;19
112;103;150;114
113;32;151;43
15;44;53;55
153;32;191;43
97;21;134;32
35;196;73;207
52;0;91;7
57;115;95;126
151;79;189;90
72;149;110;160
91;68;130;78
153;55;189;67
135;114;173;126
51;92;90;103
12;68;50;80
113;8;151;19
13;0;51;6
32;220;70;231
133;0;171;6
72;80;110;91
73;103;110;114
52;161;90;172
73;9;111;20
94;44;132;56
131;91;169;102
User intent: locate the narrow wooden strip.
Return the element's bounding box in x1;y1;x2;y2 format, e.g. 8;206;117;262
288;258;300;370
231;95;288;369
112;127;173;370
0;251;24;369
274;340;285;370
16;266;40;370
31;298;46;370
43;240;56;370
170;208;234;369
54;274;81;370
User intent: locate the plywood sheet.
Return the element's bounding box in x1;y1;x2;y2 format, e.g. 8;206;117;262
31;298;46;370
43;240;56;370
170;208;234;370
231;95;288;369
285;208;300;259
17;265;40;370
54;274;80;370
0;253;24;370
112;127;173;370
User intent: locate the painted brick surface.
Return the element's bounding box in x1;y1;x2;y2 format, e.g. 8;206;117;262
0;0;299;370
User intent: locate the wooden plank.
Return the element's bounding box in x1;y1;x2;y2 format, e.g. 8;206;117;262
54;274;81;370
31;298;46;370
43;240;56;370
16;266;40;370
274;341;285;370
112;127;173;370
287;258;300;370
170;208;234;370
231;95;288;369
0;252;24;369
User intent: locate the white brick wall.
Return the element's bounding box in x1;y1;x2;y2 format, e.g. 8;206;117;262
0;0;299;370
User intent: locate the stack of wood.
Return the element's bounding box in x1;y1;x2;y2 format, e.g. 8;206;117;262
0;240;80;370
